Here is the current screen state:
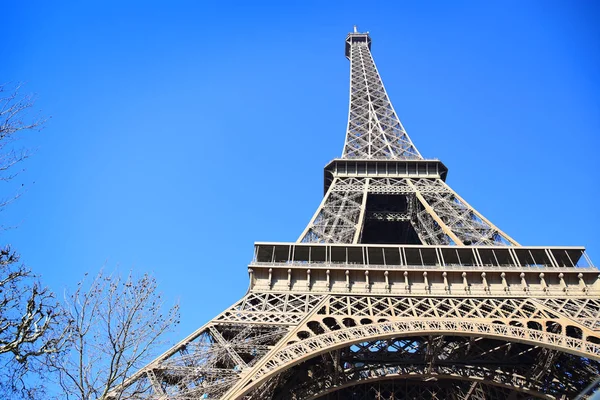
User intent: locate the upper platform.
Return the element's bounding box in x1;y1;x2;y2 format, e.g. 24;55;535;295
323;158;448;194
345;31;371;59
253;242;595;271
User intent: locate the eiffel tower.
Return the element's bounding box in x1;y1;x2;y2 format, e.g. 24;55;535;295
113;28;600;400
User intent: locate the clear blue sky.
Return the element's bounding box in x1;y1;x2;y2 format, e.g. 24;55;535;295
3;1;599;349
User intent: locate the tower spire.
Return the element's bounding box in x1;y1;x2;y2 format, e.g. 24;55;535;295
343;31;422;159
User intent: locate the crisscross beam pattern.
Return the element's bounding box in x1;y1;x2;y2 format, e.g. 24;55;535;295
343;34;422;159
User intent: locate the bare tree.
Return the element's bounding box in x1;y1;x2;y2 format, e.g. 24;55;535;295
49;271;180;400
0;246;68;398
0;82;45;212
0;83;65;398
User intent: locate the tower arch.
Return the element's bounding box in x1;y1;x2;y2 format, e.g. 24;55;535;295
232;319;600;399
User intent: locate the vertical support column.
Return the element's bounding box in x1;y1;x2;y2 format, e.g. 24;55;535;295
406;179;464;246
353;178;370;243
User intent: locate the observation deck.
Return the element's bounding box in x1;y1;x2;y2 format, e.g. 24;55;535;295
324;158;448;194
345;31;371;58
248;242;599;296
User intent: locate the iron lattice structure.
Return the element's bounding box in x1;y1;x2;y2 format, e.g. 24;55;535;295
111;29;600;400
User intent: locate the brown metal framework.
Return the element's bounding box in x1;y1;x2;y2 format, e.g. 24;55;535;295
109;28;600;400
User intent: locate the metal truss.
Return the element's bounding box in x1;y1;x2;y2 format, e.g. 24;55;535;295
300;178;366;244
536;298;600;329
300;177;517;246
243;315;600;387
273;336;579;399
110;28;600;400
214;292;325;326
137;324;288;399
342;31;421;159
410;179;515;246
110;291;600;399
316;295;570;321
